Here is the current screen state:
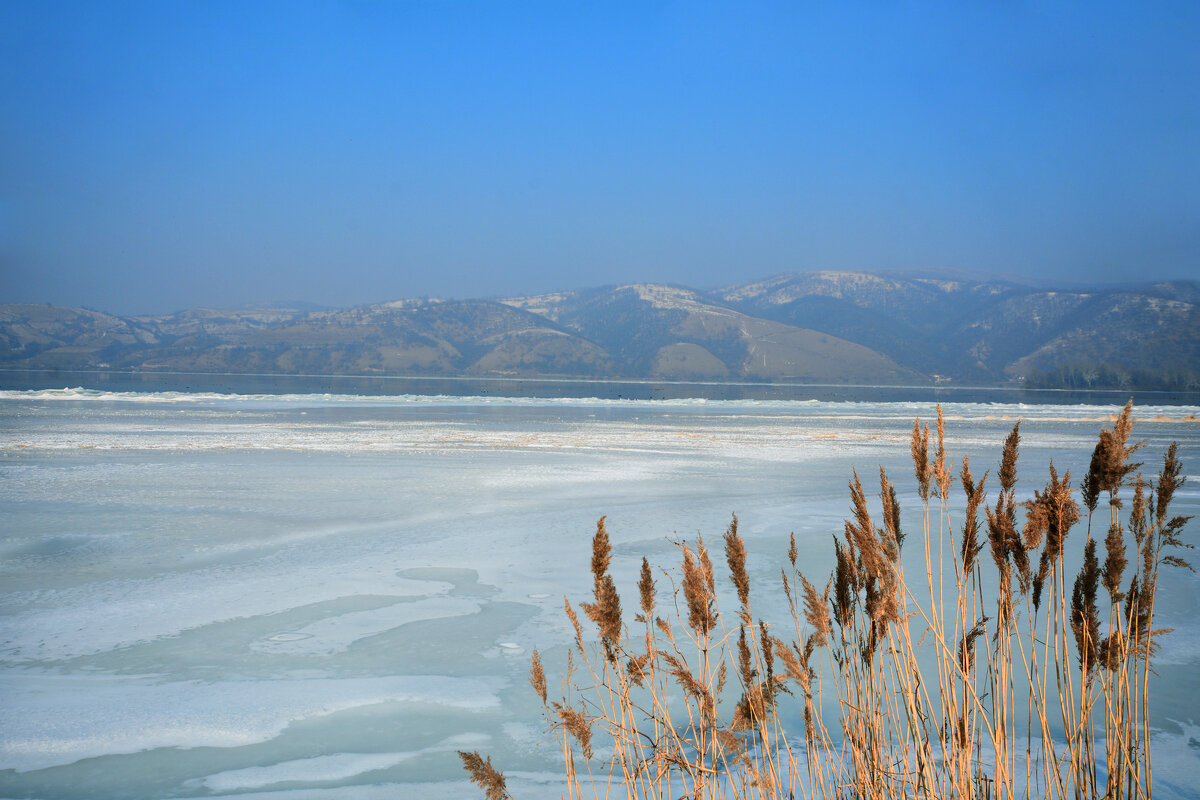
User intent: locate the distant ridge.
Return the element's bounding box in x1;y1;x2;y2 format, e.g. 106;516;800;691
2;272;1198;390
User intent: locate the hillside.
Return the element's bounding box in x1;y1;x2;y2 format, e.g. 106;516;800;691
3;272;1198;389
719;272;1200;389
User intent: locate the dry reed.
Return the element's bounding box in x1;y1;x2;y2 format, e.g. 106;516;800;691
461;403;1193;799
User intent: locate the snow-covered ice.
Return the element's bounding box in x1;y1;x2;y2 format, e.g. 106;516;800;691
1;389;1196;798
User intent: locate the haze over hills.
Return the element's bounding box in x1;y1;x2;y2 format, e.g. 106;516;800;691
2;271;1198;389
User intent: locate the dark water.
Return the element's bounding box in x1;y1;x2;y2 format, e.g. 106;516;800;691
3;368;1198;405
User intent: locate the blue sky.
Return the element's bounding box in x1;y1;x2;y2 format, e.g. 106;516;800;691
2;1;1198;314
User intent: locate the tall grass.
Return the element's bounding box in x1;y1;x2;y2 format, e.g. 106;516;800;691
461;402;1193;799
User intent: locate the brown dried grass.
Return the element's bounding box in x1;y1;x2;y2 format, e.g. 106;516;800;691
464;405;1192;800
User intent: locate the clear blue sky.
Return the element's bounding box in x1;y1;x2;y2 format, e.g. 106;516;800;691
2;1;1197;314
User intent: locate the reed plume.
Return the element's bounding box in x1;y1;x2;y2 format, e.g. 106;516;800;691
960;457;987;574
463;404;1191;800
1000;419;1020;490
580;517;622;662
458;750;510;800
912;418;931;500
1071;539;1102;672
529;648;547;705
637;556;655;618
682;539;717;635
724;514;750;618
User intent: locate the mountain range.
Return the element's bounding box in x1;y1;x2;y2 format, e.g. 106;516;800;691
3;271;1198;389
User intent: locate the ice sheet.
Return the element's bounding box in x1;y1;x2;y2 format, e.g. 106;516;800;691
194;734;488;792
199;752;415;791
0;573;455;662
249;597;481;656
1;392;1196;798
0;673;500;772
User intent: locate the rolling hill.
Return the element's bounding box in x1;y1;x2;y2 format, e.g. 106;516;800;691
3;272;1197;389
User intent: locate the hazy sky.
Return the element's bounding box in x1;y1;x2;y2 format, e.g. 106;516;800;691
2;1;1198;315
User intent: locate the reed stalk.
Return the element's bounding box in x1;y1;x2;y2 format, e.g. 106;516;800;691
462;403;1192;799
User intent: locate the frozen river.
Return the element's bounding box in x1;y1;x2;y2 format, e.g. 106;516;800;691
1;389;1198;798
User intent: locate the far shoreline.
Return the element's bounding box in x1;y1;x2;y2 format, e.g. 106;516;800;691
2;368;1200;407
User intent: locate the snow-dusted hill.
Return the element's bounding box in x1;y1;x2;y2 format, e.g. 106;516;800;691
3;272;1197;388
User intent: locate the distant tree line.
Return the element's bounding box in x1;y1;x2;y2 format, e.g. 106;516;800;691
1025;361;1200;391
